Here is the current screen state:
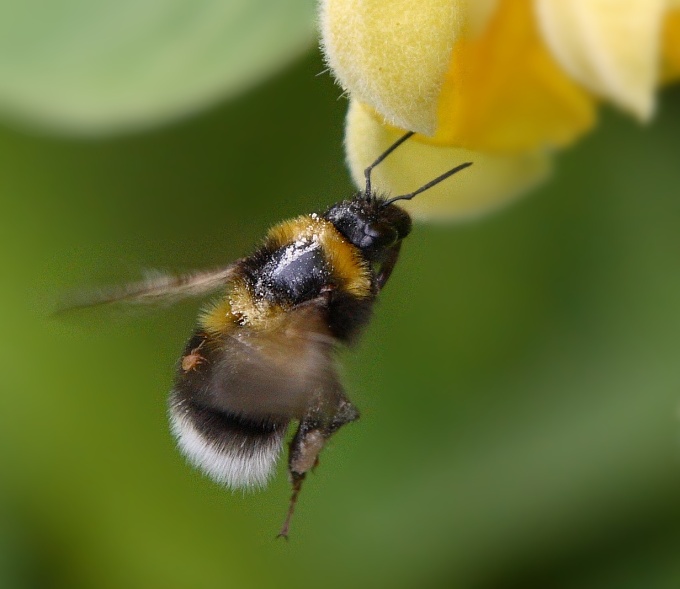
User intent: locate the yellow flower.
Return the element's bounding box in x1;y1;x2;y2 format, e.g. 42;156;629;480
320;0;680;220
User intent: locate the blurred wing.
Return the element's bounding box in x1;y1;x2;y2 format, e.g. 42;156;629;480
175;298;343;421
169;298;345;489
58;264;240;312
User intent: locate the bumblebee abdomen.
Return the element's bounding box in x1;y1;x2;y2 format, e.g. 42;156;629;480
169;392;287;489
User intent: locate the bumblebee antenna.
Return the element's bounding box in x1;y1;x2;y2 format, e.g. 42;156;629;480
382;161;473;207
364;131;415;197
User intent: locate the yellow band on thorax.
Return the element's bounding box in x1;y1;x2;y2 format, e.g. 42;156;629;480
266;214;372;298
199;214;373;337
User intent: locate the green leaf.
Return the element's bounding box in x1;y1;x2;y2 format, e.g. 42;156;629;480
0;0;317;135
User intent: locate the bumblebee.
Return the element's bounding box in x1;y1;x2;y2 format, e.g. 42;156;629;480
76;131;471;537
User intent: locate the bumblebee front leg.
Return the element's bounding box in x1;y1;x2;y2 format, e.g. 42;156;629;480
277;396;360;539
376;242;402;291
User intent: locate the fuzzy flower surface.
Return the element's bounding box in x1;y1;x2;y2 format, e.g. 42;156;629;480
320;0;680;219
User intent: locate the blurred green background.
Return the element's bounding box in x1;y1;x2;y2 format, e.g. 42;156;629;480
2;6;680;589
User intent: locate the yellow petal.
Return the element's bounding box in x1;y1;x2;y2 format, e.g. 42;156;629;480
466;0;501;37
536;0;666;121
345;101;551;221
320;0;485;136
661;8;680;82
433;0;596;153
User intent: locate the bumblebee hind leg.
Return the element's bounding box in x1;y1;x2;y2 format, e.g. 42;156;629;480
277;396;360;539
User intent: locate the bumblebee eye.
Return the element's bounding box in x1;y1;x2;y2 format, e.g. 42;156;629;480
359;222;398;251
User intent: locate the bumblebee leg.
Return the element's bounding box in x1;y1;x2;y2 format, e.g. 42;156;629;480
277;471;305;540
277;397;360;539
376;242;402;291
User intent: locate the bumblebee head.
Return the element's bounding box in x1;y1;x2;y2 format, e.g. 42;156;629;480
325;131;472;262
325;131;472;260
323;196;412;262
